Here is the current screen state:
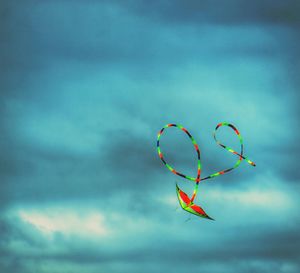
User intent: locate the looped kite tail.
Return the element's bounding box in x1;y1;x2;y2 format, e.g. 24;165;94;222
156;122;256;220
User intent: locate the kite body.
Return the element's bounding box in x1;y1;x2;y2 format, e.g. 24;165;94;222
157;122;255;220
176;184;213;220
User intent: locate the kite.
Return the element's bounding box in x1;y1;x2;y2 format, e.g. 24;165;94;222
157;122;256;220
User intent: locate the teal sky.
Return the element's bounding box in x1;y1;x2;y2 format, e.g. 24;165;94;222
1;1;299;273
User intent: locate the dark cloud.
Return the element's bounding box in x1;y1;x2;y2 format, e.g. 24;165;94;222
123;0;300;26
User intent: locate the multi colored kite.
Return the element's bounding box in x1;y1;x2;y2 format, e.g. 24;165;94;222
157;122;256;220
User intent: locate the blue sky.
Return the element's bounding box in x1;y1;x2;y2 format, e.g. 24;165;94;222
0;1;299;272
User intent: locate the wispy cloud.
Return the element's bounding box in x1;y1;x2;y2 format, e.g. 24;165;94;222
19;208;109;237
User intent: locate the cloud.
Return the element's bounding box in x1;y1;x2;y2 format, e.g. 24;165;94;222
121;0;300;26
18;208;109;237
0;0;299;272
0;196;299;273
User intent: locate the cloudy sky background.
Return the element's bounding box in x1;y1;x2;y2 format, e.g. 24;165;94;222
1;1;299;272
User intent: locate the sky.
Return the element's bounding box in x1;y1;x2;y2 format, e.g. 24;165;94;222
0;1;300;272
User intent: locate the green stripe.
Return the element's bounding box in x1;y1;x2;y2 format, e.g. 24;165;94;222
165;164;173;171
